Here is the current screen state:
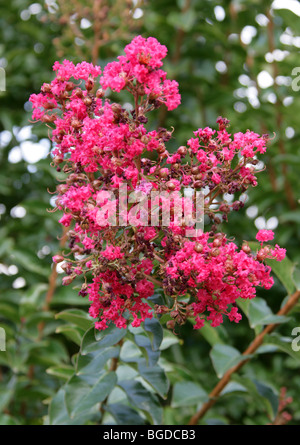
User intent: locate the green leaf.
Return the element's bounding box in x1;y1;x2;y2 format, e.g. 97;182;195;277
134;334;160;366
292;266;300;291
51;286;89;306
220;381;248;396
0;386;14;412
0;414;20;425
106;403;145;425
142;318;163;351
118;380;162;425
138;362;169;399
49;389;70;425
232;375;278;420
55;325;86;346
49;388;98;425
65;371;117;418
0;302;19;322
171;381;208;408
248;297;289;328
160;329;180;350
10;248;49;277
253;379;279;420
265;256;296;296
279;210;300;224
94;323;127;349
261;333;300;362
55;309;94;331
120;340;143;363
46;365;75;381
20;283;48;314
76;346;120;376
167;9;197;32
197;321;225;346
210;344;251;378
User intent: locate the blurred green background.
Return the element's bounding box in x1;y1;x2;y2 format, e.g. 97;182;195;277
0;0;300;425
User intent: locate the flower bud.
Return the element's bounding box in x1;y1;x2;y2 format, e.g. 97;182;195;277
65;82;75;91
211;247;220;257
96;88;105;98
242;243;251;254
52;255;64;263
157;144;166;154
159;168;169;178
166;181;176;190
83;96;93;106
62;275;75;286
85;78;94;91
166;320;176;330
194;243;203;253
74;88;83;98
53;155;64;165
213;238;222;248
41;83;52;93
177;146;187;156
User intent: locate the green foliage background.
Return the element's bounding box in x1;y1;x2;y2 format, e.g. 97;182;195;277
0;0;300;425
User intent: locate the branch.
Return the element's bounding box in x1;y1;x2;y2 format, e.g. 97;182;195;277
188;289;300;425
38;225;69;339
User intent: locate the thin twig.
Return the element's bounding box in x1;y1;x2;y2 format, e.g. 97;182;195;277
38;225;69;339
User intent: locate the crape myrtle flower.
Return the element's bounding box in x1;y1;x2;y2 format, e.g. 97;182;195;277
31;36;285;332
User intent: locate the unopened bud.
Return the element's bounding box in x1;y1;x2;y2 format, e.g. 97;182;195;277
83;96;93;106
62;275;75;286
41;83;52;93
53;155;64;165
65;82;75;91
166;181;176;190
159;168;169;178
96;88;105;98
85;78;94;91
166;320;176;330
242;243;251;254
52;255;64;263
177;146;187;156
211;247;220;257
194;243;203;253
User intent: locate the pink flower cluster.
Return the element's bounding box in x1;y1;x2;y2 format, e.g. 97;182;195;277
101;36;180;110
31;36;286;332
165;231;284;328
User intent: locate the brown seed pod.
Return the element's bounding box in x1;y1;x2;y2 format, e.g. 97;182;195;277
213;238;222;247
74;88;83;98
41;83;52;94
211;247;220;257
65;82;75;92
166;181;176;190
194;243;203;253
177;146;187;156
96;88;105;98
242;243;251;254
83;96;93;106
80;219;89;230
85;78;94;91
159;169;169;178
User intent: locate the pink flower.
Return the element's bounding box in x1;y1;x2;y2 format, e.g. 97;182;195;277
101;245;124;260
212;173;221;184
271;245;286;261
256;230;274;242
